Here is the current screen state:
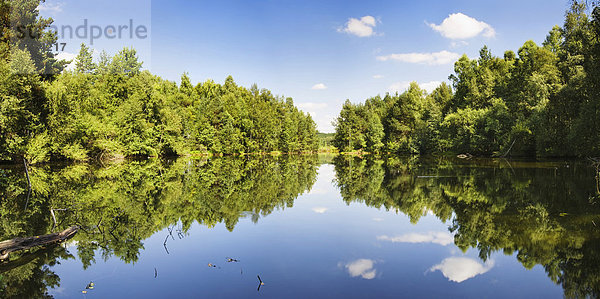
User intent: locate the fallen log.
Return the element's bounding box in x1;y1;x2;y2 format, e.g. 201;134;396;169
0;246;55;274
0;226;79;260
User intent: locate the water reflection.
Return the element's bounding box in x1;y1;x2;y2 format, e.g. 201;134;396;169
0;155;598;298
333;155;600;298
311;207;328;214
0;156;319;298
430;257;495;283
343;259;378;280
377;232;454;246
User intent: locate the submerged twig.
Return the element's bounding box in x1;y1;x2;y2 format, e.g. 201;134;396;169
501;158;515;175
23;158;32;211
257;275;264;291
176;222;185;239
500;139;516;158
588;157;600;191
163;235;170;255
167;225;175;241
50;208;58;230
96;216;104;233
108;230;119;242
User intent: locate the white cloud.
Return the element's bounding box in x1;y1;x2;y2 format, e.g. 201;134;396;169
430;257;495;283
307;187;329;195
55;52;77;71
55;52;76;61
451;41;469;48
388;81;442;94
37;1;65;14
388;82;411;93
373;217;384;222
377;231;453;246
311;83;328;90
361;16;376;27
297;102;328;110
420;81;442;93
339;16;378;37
312;207;328;214
372;74;384;79
428;13;495;40
345;259;377;279
377;51;459;65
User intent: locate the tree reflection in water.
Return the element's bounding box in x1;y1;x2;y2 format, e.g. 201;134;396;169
0;155;319;297
333;155;600;298
0;155;599;298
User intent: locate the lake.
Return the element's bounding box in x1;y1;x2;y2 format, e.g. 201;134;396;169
0;155;599;298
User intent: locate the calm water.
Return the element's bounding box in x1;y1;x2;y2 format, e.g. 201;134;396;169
0;155;599;298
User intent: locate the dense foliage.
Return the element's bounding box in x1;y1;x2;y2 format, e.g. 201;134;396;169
38;64;318;161
333;155;600;298
334;3;600;157
0;0;318;163
0;155;319;297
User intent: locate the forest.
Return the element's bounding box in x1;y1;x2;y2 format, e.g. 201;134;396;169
6;0;600;162
333;2;600;157
0;0;319;164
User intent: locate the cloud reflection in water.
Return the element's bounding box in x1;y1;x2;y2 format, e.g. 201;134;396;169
377;232;454;246
344;259;378;279
312;207;328;214
430;257;495;283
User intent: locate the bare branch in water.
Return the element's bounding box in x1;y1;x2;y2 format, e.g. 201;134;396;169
257;275;265;291
163;235;170;255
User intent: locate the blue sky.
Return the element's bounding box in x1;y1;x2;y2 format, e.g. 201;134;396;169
40;0;569;132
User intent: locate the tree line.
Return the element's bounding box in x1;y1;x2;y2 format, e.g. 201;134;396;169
334;2;600;157
0;0;318;163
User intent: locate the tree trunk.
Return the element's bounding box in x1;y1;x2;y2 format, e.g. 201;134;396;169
0;226;79;260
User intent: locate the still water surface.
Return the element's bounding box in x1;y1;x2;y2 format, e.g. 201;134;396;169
0;155;599;298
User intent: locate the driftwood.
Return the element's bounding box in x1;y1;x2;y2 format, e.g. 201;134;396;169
0;246;55;274
0;226;79;260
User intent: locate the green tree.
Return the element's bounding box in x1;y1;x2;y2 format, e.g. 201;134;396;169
1;0;66;77
75;43;95;73
384;82;425;153
110;47;143;75
365;111;384;152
